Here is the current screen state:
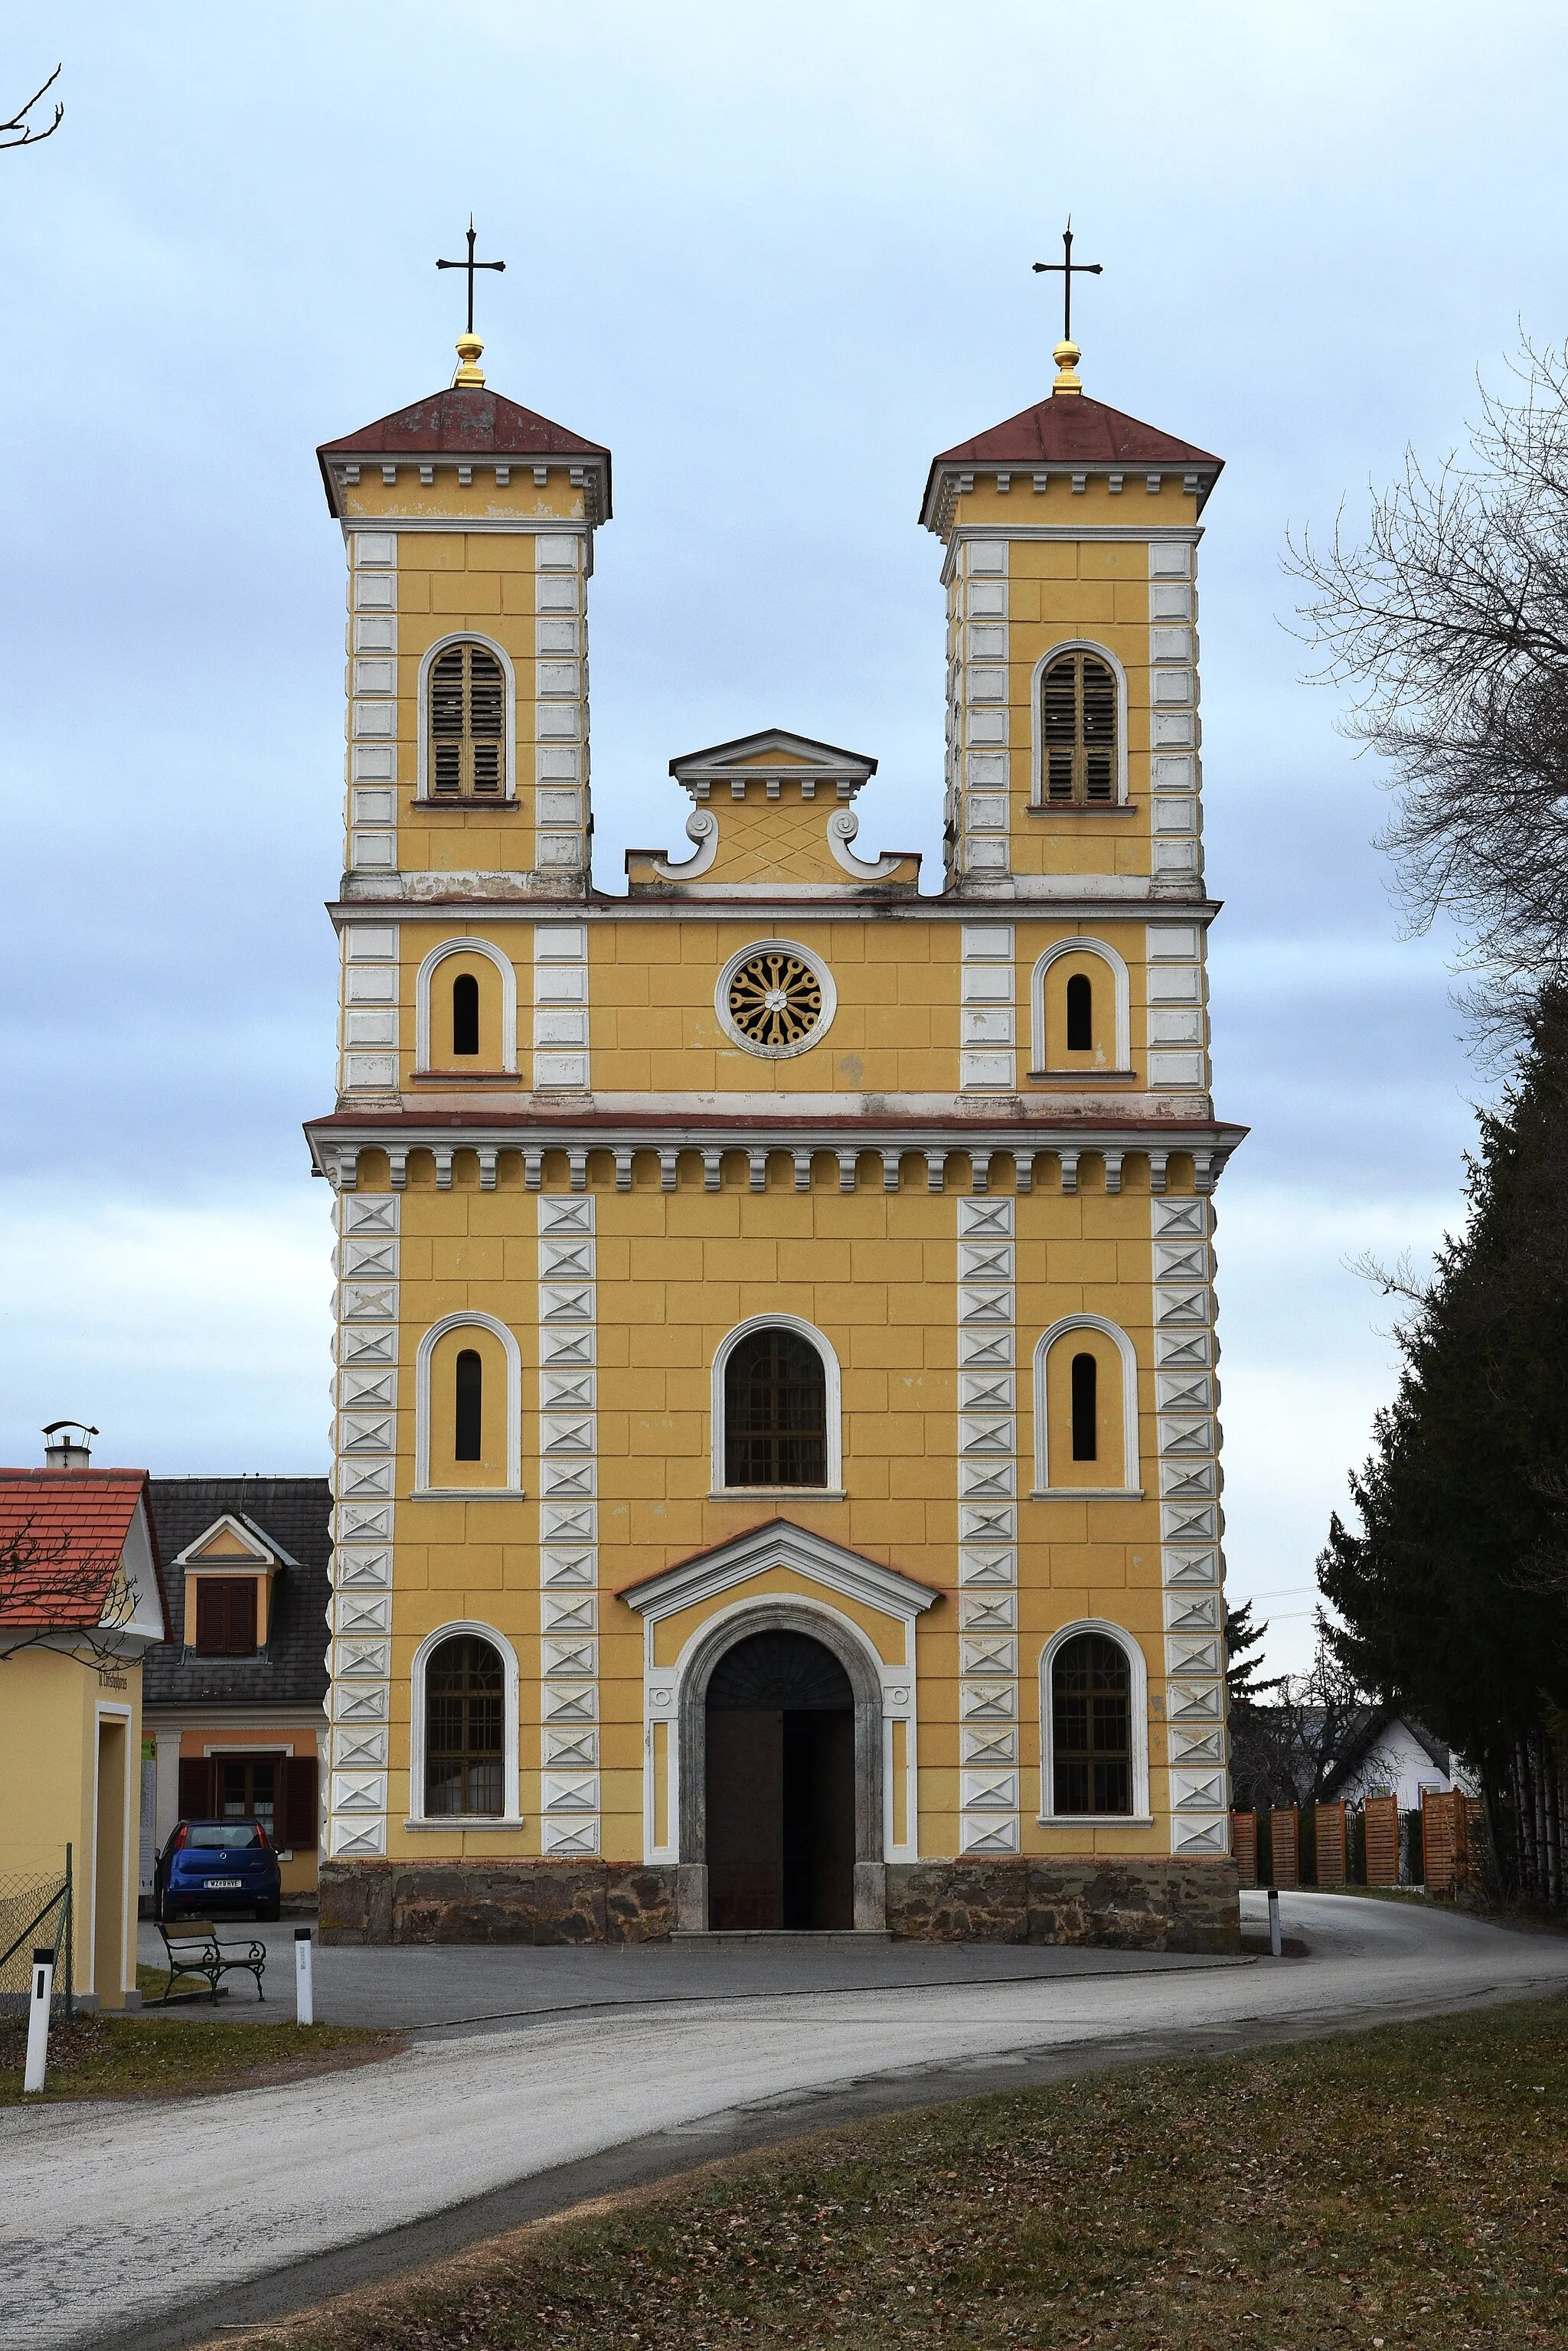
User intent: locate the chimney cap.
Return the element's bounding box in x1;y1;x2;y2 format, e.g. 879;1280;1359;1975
42;1419;98;1468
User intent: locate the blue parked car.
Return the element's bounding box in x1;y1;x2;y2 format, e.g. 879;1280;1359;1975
156;1820;281;1922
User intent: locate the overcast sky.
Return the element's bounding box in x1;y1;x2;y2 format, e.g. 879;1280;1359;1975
2;2;1560;1670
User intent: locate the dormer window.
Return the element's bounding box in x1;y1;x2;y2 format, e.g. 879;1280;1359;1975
1042;651;1116;804
430;642;505;797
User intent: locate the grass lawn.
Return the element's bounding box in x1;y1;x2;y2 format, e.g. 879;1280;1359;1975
0;2004;403;2104
207;1993;1568;2351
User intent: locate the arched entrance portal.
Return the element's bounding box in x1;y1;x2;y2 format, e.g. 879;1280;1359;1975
704;1629;855;1930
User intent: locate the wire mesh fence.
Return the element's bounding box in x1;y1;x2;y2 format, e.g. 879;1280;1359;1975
0;1853;73;2017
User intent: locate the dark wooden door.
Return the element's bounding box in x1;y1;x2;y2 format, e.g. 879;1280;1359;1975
782;1709;855;1928
706;1708;783;1928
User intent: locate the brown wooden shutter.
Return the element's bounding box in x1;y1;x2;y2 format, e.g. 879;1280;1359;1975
281;1756;318;1851
178;1758;212;1818
195;1578;257;1655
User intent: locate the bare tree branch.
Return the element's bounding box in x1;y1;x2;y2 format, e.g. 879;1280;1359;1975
0;1516;139;1666
0;63;62;151
1286;338;1568;1029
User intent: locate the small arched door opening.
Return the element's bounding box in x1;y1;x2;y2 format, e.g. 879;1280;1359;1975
704;1629;855;1930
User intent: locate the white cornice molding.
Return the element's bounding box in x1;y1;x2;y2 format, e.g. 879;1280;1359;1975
327;896;1223;929
336;515;596;538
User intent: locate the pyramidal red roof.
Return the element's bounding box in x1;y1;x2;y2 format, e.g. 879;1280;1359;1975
0;1468;167;1632
922;391;1221;525
319;385;609;462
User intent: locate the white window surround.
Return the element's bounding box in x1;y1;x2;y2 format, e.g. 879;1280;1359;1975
1029;937;1132;1073
714;938;838;1060
1029;638;1131;807
414;1311;524;1495
1037;1619;1152;1824
407;1619;524;1828
1032;1314;1142;1497
710;1314;843;1496
414;630;518;802
414;936;519;1073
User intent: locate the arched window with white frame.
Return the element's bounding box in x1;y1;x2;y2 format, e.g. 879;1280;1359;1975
414;937;518;1076
1030;939;1132;1075
416;1311;523;1494
1030;641;1129;808
409;1621;523;1825
1032;1314;1141;1497
712;1315;844;1494
1038;1621;1150;1821
416;632;517;802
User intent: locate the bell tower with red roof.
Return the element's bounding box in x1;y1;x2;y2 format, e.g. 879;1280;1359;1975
921;344;1221;906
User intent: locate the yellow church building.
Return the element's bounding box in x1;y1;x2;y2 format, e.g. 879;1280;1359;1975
309;310;1243;1949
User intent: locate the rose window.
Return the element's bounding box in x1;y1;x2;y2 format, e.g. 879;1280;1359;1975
726;950;824;1050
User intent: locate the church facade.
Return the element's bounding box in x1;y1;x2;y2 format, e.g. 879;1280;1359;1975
309;319;1244;1948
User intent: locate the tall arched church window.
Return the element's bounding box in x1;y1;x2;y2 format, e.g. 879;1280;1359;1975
724;1327;827;1488
1052;1633;1132;1814
454;1348;483;1462
452;971;480;1056
424;1634;504;1815
1070;1352;1097;1460
1041;651;1116;804
1065;971;1093;1052
430;642;505;797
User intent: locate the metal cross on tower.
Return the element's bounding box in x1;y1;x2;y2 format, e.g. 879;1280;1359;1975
1031;221;1102;345
436;216;506;335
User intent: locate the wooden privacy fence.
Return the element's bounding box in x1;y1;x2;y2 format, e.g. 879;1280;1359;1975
1421;1788;1485;1893
1230;1792;1480;1892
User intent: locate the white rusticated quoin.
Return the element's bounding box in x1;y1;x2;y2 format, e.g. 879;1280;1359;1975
956;1191;1021;1856
326;1187;399;1860
537;1191;600;1856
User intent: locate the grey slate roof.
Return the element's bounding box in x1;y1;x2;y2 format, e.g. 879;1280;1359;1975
142;1478;332;1710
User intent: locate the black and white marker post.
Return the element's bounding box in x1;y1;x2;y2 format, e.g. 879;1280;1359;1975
24;1948;54;2094
1267;1886;1282;1958
294;1925;313;2026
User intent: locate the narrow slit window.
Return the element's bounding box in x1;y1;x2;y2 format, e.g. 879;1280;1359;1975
454;1347;483;1461
452;971;480;1056
1041;652;1117;805
1051;1634;1132;1814
1065;971;1093;1052
429;643;506;798
1070;1351;1098;1461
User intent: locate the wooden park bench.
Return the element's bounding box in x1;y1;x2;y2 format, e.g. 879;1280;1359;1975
152;1920;267;2005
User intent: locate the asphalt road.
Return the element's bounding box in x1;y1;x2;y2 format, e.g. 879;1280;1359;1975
9;1893;1568;2351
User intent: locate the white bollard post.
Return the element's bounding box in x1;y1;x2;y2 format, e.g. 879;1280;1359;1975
24;1949;54;2094
294;1926;313;2026
1267;1886;1282;1958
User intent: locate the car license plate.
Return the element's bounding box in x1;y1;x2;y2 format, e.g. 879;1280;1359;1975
205;1878;242;1889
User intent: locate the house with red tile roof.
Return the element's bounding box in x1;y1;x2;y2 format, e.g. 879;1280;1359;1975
0;1435;171;2010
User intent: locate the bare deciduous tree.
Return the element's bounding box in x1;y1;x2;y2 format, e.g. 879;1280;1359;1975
0;1517;137;1666
1;63;62;151
1286;338;1568;1037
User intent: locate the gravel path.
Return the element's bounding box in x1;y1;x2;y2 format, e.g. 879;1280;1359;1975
8;1893;1567;2351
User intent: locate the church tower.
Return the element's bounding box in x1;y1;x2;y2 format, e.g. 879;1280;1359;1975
307;272;1243;1948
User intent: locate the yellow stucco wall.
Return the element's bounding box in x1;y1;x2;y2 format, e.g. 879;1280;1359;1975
0;1649;142;2004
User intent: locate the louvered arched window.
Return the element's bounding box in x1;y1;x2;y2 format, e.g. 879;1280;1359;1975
429;642;506;798
1041;651;1117;804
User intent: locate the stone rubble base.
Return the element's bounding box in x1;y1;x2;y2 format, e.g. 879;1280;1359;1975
319;1856;1240;1954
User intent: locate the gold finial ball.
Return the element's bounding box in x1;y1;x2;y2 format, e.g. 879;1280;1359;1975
454;331;487;389
1052;338;1083;397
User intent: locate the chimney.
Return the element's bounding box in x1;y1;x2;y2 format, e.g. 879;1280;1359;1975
42;1419;97;1469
